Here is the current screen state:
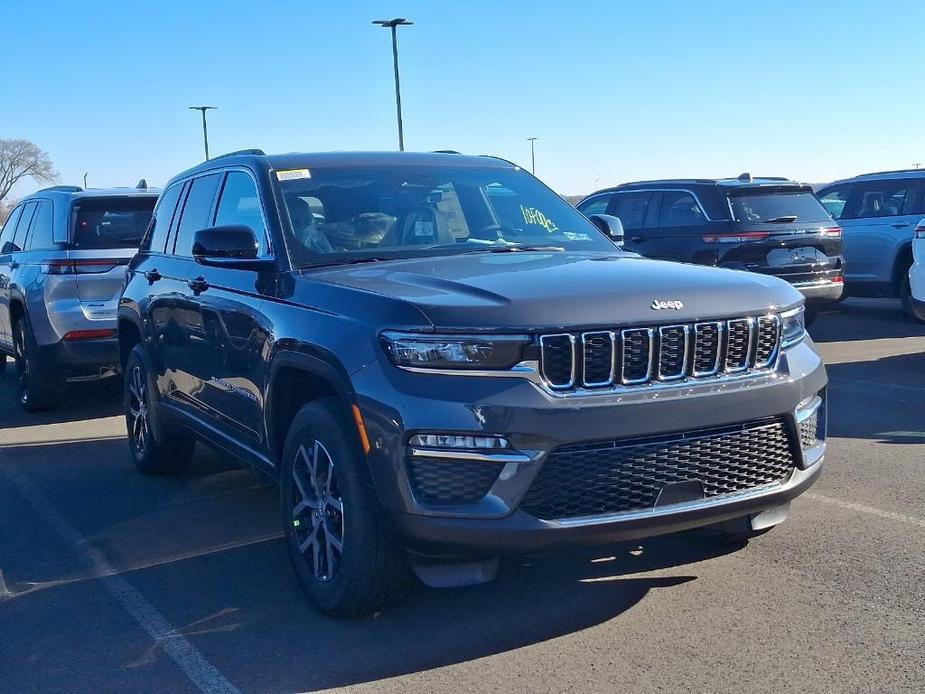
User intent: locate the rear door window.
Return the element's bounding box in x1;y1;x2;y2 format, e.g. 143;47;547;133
610;192;654;231
26;201;54;250
727;189;830;223
173;174;222;256
73;197;157;249
1;205;25;252
842;180;916;219
10;202;37;252
146;183;184;253
659;191;707;227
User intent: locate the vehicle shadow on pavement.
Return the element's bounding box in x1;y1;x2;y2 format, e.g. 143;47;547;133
811;298;925;343
0;363;124;429
0;434;743;692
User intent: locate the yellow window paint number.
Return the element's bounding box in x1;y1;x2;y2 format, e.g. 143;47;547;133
520;205;559;233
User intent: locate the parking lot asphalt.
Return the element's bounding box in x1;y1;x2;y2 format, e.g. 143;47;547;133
1;298;923;694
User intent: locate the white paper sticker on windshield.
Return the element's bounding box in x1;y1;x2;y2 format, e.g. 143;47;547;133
276;168;311;181
414;221;434;237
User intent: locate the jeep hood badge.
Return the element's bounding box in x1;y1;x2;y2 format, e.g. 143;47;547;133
651;299;684;310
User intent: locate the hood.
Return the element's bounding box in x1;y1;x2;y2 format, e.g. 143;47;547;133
302;251;803;331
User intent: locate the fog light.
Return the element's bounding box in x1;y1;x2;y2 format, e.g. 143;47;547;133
409;434;511;450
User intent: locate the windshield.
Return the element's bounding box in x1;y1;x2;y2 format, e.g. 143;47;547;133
72;196;157;249
727;189;831;224
276;165;615;266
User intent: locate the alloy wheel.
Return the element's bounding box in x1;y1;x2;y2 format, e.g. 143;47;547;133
291;440;345;582
127;365;150;456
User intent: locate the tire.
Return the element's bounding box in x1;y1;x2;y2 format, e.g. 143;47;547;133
280;398;410;617
124;344;195;474
900;274;925;323
0;354;7;375
13;314;62;412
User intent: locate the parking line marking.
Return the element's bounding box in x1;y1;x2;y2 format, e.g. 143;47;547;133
805;492;925;528
0;464;240;694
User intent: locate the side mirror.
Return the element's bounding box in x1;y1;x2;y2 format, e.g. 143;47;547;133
192;225;259;259
589;214;625;246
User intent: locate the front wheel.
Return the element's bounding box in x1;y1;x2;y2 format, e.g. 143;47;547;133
281;398;410;616
124;344;195;474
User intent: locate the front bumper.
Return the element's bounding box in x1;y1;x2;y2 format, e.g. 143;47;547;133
353;338;827;553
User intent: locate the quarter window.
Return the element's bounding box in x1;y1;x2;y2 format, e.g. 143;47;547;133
173;174;222;256
577;194;612;217
26;201;54;250
659;191;706;227
610;192;653;231
214;172;268;254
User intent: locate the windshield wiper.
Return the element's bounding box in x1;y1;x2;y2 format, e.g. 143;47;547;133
764;215;799;224
300;256;392;269
486;244;566;253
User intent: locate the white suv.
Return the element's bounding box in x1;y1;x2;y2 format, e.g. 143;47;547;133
910;218;925;322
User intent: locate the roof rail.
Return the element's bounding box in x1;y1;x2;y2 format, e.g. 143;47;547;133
211;148;266;160
857;167;924;177
36;185;83;193
431;150;461;154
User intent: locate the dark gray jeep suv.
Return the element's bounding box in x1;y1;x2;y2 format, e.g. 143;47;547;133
118;150;827;615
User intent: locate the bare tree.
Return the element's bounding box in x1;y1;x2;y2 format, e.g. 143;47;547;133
0;139;57;205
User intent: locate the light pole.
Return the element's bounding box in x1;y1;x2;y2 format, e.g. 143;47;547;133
189;106;217;160
372;18;413;151
527;137;538;174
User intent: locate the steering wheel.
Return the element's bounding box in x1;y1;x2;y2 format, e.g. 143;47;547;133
473;223;522;241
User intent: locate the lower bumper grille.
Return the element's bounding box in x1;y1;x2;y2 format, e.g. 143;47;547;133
520;419;798;520
408;457;500;503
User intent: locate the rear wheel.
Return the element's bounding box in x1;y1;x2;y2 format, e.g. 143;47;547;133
900;274;925;323
124;344;195;474
281;398;410;616
13;315;61;412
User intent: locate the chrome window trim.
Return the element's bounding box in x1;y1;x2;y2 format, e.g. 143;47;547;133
611;187;719;222
620;328;655;385
692;321;723;377
539;333;576;389
581;330;616;387
656;324;689;381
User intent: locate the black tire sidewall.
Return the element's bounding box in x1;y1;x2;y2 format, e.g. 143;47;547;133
13;314;58;412
280;399;394;614
124;344;192;473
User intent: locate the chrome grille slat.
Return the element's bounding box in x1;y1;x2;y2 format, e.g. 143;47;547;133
539;313;782;394
692;321;723;376
657;325;689;381
539;334;576;389
620;328;654;385
581;331;615;387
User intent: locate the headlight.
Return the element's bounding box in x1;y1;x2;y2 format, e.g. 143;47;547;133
381;332;529;370
780;306;806;348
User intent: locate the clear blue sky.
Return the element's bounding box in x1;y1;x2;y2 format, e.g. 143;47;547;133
4;1;924;197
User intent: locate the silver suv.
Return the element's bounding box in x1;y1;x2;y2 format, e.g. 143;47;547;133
817;169;925;319
0;184;159;411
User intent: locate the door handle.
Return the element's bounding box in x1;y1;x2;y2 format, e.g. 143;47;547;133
144;269;162;283
631;235;647;243
188;277;209;293
892;222;910;228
